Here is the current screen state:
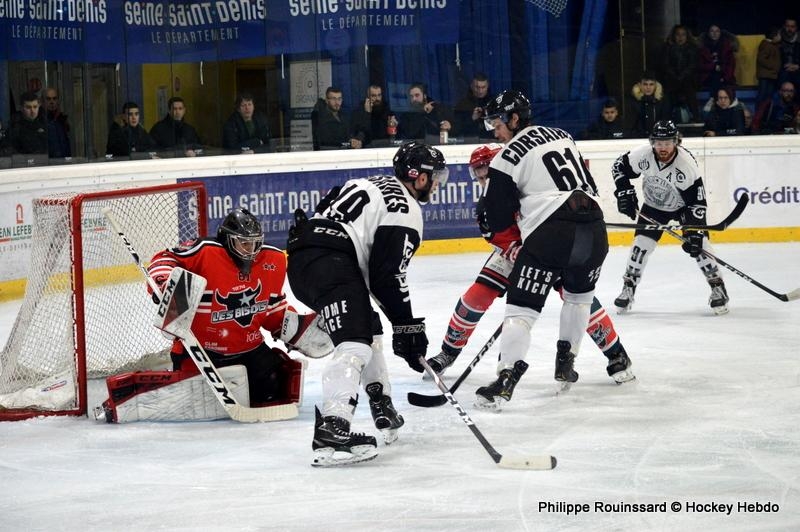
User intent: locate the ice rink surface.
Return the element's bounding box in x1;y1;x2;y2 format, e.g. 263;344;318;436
1;242;799;532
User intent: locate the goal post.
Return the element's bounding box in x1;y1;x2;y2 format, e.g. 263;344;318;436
0;182;208;420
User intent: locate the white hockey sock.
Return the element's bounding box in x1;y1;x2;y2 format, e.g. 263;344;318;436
560;290;595;353
498;304;538;372
321;341;372;422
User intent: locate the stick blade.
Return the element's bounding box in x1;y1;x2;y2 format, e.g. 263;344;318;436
407;391;447;408
498;455;557;470
784;288;800;302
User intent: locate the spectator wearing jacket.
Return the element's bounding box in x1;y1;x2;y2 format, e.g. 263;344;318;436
629;71;670;137
222;93;271;154
703;87;745;136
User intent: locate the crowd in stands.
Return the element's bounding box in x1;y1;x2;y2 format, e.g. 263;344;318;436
583;16;800;140
3;17;800;166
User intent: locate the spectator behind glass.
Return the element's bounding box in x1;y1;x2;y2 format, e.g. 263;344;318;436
756;27;783;107
222;92;271;154
659;24;699;123
742;104;753;135
9;91;48;155
44;87;71;158
583;98;626;139
778;18;800;88
698;24;738;100
351;84;393;147
629;71;670;137
793;108;800;133
311;87;363;150
105;102;157;158
752;81;800;134
0;118;12;156
703;87;745;137
397;82;454;143
149;96;203;157
452;72;494;140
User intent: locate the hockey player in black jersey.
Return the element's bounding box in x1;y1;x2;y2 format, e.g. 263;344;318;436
287;141;448;466
474;90;611;409
612;120;729;315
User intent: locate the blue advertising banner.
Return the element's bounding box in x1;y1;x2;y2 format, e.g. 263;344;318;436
0;0;458;63
182;162;480;248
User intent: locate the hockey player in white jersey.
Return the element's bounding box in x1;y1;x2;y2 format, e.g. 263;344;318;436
427;143;634;386
612;120;729;315
287;141;448;466
474;90;610;409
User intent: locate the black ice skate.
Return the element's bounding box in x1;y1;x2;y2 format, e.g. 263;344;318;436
422;347;460;381
604;343;636;384
708;277;729;315
614;273;637;313
311;406;377;467
554;340;579;386
474;360;528;411
365;382;404;445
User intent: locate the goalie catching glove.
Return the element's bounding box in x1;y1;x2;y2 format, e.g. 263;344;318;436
392;317;428;373
280;309;334;359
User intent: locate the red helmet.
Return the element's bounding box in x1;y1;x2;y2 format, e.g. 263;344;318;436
468;143;502;180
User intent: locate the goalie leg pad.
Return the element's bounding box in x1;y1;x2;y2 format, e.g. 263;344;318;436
100;366;250;423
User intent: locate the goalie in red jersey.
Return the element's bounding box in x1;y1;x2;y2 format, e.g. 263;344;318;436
98;208;332;423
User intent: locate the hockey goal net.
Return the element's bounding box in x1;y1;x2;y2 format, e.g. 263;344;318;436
0;182;208;420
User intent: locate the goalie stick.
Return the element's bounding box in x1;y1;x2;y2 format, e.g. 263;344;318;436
639;211;800;302
606;194;748;232
418;356;556;470
102;207;299;422
407;324;502;408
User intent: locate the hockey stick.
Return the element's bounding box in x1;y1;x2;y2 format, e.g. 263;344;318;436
639;211;800;302
102;207;299;422
418;356;556;470
606;194;748;231
408;324;502;408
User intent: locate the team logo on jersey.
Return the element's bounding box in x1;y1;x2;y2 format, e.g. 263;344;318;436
212;281;268;327
263;262;276;271
675;169;686;184
638;159;650;171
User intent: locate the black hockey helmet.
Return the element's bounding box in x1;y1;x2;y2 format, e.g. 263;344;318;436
392;141;449;185
217;207;263;268
649;120;680;145
483;90;531;131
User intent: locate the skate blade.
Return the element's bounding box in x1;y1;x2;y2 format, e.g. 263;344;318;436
474;395;504;412
421;369;446;381
311;445;378;467
711;304;729;315
612;369;637;384
614;305;631;315
555;381;572;395
380;428;399;445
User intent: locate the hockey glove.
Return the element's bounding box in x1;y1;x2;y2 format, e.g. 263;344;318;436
615;187;638;220
681;230;705;258
392;318;428;373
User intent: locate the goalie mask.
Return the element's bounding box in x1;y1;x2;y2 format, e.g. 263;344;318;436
217;207;263;272
483;90;531;133
392;141;449;203
468;143;503;182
